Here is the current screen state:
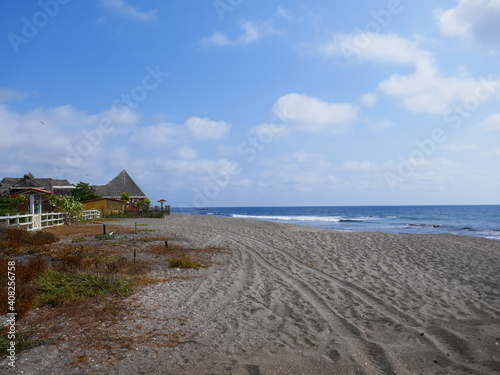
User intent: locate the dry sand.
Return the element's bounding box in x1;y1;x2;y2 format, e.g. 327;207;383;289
3;214;500;374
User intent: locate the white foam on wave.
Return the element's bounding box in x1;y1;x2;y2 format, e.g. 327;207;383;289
231;214;343;222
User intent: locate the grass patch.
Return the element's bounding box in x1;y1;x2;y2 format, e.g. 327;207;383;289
0;222;226;358
132;236;172;243
169;254;206;270
130;276;173;286
0;326;47;355
71;237;88;243
35;271;132;307
0;228;59;254
0;257;48;318
94;234;115;241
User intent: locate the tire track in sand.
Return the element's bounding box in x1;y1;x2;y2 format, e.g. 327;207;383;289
216;228;485;375
215;231;399;375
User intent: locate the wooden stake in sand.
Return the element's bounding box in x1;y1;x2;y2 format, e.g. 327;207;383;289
103;224;106;235
133;249;136;264
135;222;137;234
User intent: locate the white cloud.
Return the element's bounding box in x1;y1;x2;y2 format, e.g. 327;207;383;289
0;103;142;181
276;7;293;21
491;148;500;156
202;21;276;47
100;0;158;23
293;152;316;163
185;117;230;140
477;113;500;132
0;88;32;103
440;143;478;152
136;122;182;147
436;0;500;48
341;161;378;171
321;33;432;65
322;33;500;114
137;116;230;147
366;119;394;131
273;93;358;133
176;146;198;160
152;157;238;180
249;122;289;140
361;93;377;107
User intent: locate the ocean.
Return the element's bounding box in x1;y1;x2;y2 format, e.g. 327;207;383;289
171;205;500;241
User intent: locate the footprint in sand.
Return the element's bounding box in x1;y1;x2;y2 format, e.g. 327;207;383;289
244;364;260;375
326;349;341;363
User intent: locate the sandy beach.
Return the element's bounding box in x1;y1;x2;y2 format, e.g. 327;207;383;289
3;213;500;374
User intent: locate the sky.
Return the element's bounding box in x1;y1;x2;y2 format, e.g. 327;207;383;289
1;0;500;207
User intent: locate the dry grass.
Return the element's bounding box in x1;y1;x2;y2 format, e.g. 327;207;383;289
146;241;226;270
0;221;227;362
42;223;102;239
147;241;221;255
130;236;172;242
0;228;59;255
0;257;48;318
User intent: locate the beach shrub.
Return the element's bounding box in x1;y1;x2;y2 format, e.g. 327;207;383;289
0;327;39;355
35;271;132;307
169;254;206;270
0;257;48;318
0;228;59;254
49;195;83;223
103;211;163;219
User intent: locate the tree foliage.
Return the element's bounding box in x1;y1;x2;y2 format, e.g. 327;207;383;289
120;192;130;203
133;198;151;212
72;182;100;202
49;195;83;222
0;195;29;215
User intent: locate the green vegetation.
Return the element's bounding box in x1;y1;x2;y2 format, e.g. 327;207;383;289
120;192;130;204
169;254;206;270
103;211;164;219
0;222;219;357
0;326;45;355
0;195;29;215
72;182;100;202
35;271;132;307
49;195;83;222
94;234;116;241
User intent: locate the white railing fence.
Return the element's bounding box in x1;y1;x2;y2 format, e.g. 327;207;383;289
0;210;100;231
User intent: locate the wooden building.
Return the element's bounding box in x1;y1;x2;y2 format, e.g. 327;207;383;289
82;198;126;216
91;170;147;210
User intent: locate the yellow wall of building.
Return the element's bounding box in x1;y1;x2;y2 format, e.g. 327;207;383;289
83;199;124;215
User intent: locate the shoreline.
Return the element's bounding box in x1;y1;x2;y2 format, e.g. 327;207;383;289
2;214;500;374
171;206;500;242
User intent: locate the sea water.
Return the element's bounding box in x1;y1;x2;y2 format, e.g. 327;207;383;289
171;205;500;241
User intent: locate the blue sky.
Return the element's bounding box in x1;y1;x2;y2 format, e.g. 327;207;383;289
1;0;499;207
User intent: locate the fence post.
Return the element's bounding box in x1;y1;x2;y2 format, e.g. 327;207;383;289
6;213;9;226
